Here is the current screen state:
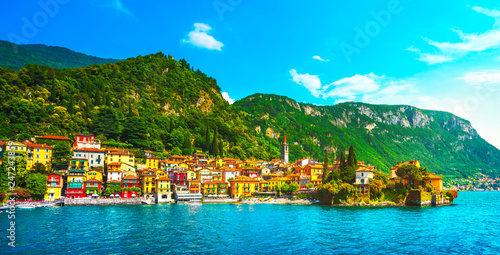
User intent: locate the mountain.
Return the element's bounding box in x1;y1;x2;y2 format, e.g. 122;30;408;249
0;40;118;70
0;53;275;163
234;93;500;178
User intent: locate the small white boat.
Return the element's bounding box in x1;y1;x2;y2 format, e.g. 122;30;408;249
17;204;36;209
0;205;9;210
187;199;202;206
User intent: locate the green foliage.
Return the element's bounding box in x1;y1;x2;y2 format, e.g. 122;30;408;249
445;190;458;203
347;145;358;168
0;40;118;70
322;151;329;183
25;173;47;200
305;183;314;189
397;165;429;188
369;179;385;200
32;163;51;174
234;94;500;177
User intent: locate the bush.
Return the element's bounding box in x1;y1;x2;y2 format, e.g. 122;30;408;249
445;190;458;203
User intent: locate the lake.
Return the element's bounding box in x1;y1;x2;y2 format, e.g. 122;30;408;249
2;191;500;254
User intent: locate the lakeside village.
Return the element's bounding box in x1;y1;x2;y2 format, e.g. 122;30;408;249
0;133;458;208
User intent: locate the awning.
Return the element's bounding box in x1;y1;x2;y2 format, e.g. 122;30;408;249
92;194;99;197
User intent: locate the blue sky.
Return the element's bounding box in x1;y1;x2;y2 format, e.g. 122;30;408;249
1;0;500;149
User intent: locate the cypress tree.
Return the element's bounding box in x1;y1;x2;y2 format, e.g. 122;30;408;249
68;94;74;114
339;151;346;171
347;145;358;168
210;128;218;156
169;119;174;133
128;100;133;116
322;151;329;183
204;125;210;151
219;137;224;157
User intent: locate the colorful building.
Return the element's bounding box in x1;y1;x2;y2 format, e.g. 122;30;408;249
146;155;159;169
122;175;139;198
106;150;135;166
229;176;260;197
74;134;100;149
139;169;156;196
45;173;63;200
156;171;172;203
26;143;52;170
73;148;106;169
202;181;229;196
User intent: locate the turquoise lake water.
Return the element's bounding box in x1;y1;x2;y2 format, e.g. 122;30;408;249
1;191;500;254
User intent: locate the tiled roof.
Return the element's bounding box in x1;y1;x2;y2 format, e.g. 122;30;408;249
28;143;53;149
38;135;71;140
74;148;104;152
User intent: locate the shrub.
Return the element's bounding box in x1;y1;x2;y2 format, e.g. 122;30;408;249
445;190;458;203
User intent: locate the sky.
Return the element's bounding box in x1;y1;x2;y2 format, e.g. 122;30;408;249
1;0;500;149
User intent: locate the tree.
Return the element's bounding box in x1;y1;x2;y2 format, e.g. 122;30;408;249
25;173;47;200
396;164;428;188
339;152;347;171
289;183;300;194
204;125;210;151
50;140;73;171
369;179;385;200
346;145;358;168
305;183;314;189
445;190;458;203
219;137;224;157
32;163;50;174
210;128;218;156
122;116;148;148
322;151;329;184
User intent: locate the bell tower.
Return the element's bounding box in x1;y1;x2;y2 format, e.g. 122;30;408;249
280;133;289;164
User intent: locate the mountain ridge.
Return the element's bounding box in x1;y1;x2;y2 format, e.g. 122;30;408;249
0;40;118;70
234;93;500;177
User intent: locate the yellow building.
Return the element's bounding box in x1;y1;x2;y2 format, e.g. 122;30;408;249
146;155;159;170
268;177;291;191
156;170;172;203
187;169;197;181
45;173;63;200
215;158;225;168
70;158;89;171
202;181;229;195
106;150;135;166
424;173;444;192
229;176;260;197
139;169;156;195
390;160;421;179
27;143;53;170
86;170;103;182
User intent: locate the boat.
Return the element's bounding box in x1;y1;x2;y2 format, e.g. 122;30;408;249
186;199;202;206
17;204;36;209
0;205;9;210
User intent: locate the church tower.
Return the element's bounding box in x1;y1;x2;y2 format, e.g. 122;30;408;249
280;133;289;164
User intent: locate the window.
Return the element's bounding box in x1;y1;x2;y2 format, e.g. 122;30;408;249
36;148;40;152
45;155;49;159
46;149;49;153
361;173;364;177
36;154;40;158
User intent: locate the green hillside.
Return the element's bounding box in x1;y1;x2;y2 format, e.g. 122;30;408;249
234;93;500;178
0;53;279;165
0;40;118;70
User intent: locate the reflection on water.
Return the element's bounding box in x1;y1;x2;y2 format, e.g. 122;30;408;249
2;192;499;254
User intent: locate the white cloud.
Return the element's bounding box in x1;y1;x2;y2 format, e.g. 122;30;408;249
322;74;380;99
289;69;323;98
409;6;500;64
313;55;329;62
458;71;500;85
183;23;224;51
104;0;133;15
406;46;453;65
221;92;235;104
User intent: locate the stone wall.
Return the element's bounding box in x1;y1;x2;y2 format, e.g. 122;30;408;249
405;190;432;206
64;198;142;206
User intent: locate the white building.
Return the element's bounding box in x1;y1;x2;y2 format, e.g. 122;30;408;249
107;169;122;182
355;169;376;185
74;134;101;149
73;148;106;168
198;168;212;183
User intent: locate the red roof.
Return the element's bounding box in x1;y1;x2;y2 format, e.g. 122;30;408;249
38;135;71;141
28;143;53;149
107;162;121;166
0;141;7;146
74;148;104;152
123;175;138;179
